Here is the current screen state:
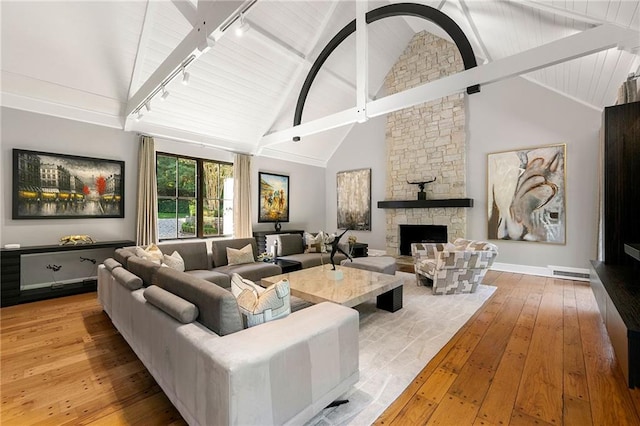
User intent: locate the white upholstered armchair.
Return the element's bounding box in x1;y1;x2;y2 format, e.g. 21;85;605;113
411;238;498;295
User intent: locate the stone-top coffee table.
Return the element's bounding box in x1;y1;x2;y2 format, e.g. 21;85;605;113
262;265;403;312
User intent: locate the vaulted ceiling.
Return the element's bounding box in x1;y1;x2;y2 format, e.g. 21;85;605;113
2;1;639;166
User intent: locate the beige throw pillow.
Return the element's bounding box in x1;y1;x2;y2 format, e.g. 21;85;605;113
135;243;164;264
163;251;185;272
236;279;291;328
226;244;255;266
230;273;265;298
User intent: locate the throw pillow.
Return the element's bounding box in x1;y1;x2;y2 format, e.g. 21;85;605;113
230;273;265;298
304;231;325;253
236;279;291;328
226;243;255;266
163;251;185;272
135;243;164;264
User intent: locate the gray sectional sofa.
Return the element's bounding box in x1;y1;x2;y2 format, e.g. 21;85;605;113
98;240;360;426
114;238;282;287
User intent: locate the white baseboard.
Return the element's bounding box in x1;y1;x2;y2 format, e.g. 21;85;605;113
491;262;590;282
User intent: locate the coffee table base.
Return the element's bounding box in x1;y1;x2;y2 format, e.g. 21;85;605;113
376;286;403;312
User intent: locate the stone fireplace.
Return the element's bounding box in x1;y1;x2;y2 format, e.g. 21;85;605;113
384;31;468;256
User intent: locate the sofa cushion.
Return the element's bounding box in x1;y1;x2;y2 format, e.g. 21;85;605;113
158;241;210;271
153;267;243;336
213;262;282;283
226;244;255;266
144;285;199;324
163;251;185;272
211;238;258;267
126;256;163;286
278;252;347;269
135;243;164;264
185;270;231;288
103;257;122;272
277;234;304;256
114;247;136;268
236;279;291;327
231;273;264;298
112;267;143;290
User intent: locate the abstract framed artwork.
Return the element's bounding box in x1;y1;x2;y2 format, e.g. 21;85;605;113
337;168;371;231
258;172;289;223
12;149;125;219
487;144;566;243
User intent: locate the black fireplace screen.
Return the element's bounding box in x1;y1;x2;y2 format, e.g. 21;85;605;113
399;225;447;255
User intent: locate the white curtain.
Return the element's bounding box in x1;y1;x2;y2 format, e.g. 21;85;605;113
233;153;253;238
136;135;158;245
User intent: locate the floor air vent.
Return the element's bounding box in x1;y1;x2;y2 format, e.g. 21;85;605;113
548;265;590;281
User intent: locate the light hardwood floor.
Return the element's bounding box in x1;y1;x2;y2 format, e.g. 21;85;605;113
1;271;639;425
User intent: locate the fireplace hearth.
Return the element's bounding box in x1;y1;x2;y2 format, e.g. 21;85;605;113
399;225;447;256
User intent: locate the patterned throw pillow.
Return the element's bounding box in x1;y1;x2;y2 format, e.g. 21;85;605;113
226;244;255;266
236;279;291;328
304;232;325;253
135;243;164;264
230;273;265;298
163;251;185;272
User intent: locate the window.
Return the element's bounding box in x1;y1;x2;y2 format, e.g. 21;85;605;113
156;153;233;240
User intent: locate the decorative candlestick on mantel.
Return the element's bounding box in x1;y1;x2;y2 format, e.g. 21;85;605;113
407;177;436;200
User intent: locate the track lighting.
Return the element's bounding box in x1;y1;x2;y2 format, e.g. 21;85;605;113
145;102;152;113
235;13;250;37
136;111;144;121
161;86;169;101
182;68;190;85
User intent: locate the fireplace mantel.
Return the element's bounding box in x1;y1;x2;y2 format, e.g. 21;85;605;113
377;198;474;209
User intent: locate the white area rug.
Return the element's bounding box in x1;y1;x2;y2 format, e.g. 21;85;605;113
306;271;497;425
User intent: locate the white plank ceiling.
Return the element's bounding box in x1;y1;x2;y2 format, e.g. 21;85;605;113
2;0;639;166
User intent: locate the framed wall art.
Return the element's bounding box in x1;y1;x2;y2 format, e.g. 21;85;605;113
487;144;566;243
13;149;125;219
258;172;289;223
337;168;371;231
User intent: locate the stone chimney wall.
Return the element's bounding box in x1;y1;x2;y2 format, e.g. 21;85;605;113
384;31;467;254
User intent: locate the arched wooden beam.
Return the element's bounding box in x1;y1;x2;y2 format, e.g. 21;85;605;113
293;3;480;140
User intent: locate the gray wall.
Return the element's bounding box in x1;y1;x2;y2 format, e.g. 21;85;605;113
466;77;601;270
325;116;387;251
326;77;602;270
253;156;326;234
1;107;138;246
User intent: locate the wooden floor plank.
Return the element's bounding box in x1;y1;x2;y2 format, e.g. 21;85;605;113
514;278;564;425
426;393;479;425
562;281;590;401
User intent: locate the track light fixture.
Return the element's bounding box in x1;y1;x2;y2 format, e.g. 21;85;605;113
136;111;144;121
145;102;152;113
161;86;169;101
235;13;250;37
182;67;190;85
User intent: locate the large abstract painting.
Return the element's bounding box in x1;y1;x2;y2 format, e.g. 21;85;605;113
337;168;371;231
487;144;566;243
258;172;289;223
13;149;125;219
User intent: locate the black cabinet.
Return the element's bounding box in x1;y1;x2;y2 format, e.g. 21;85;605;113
253;230;304;254
590;261;640;388
603;101;640;265
1;240;134;307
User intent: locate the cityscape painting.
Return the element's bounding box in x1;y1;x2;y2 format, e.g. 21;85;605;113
12;149;125;219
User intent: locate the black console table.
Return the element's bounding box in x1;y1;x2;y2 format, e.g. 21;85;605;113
1;240;134;307
590;260;640;388
253;230;304;254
